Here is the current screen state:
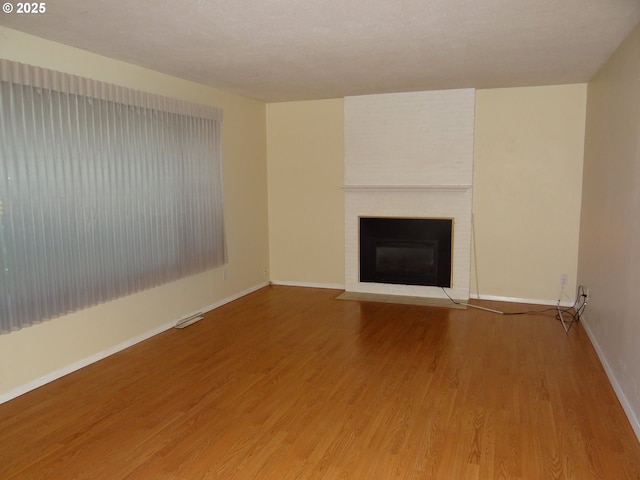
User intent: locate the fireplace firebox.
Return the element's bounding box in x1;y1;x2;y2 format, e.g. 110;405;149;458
359;217;452;287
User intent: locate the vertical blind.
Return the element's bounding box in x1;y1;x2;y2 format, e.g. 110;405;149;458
0;60;227;334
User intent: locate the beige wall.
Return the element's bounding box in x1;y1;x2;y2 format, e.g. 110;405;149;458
578;23;640;437
266;100;344;287
0;27;269;398
473;85;587;303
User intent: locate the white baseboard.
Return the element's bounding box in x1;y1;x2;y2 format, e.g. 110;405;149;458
0;320;177;405
198;281;270;314
580;316;640;442
269;285;572;307
469;293;574;308
0;281;270;405
270;280;345;290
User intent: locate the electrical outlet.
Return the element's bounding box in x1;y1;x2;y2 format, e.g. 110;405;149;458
560;274;568;286
584;287;589;300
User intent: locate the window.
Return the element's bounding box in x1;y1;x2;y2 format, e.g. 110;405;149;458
0;60;226;333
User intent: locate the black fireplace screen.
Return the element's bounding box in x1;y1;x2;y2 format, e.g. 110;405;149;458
360;217;452;287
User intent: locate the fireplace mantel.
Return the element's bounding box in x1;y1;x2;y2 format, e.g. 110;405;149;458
342;184;472;193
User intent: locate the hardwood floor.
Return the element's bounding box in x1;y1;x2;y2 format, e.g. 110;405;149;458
1;285;639;479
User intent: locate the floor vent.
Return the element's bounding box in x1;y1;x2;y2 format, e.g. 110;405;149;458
174;314;204;329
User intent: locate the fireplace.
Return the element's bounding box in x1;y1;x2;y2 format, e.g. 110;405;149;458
344;89;474;299
359;217;453;288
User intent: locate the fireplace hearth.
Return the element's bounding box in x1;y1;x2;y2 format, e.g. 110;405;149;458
359;217;453;288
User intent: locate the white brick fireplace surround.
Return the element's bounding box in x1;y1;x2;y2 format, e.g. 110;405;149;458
344;89;476;300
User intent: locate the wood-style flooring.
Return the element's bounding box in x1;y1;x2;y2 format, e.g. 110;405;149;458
1;285;639;479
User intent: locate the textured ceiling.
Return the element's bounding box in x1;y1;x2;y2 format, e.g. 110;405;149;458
1;0;639;102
